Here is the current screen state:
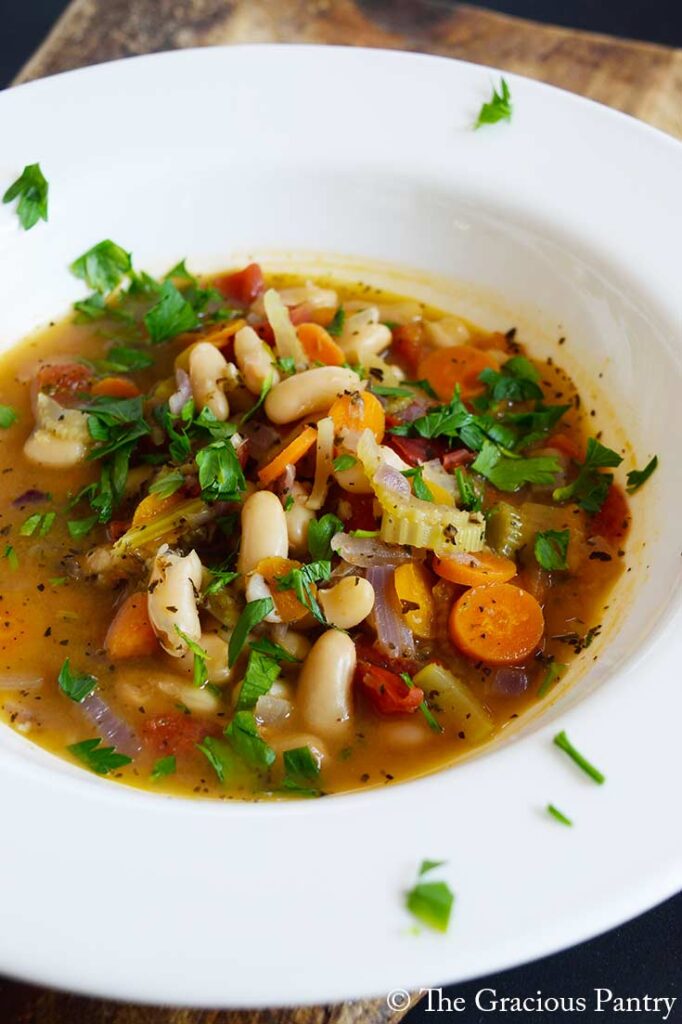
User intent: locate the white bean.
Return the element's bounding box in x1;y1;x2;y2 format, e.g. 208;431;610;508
284;483;316;555
268;731;328;768
188;342;230;421
318;576;375;629
173;630;232;684
237;490;289;574
245;572;282;623
234;325;280;396
264;367;365;424
147;546;203;656
423;315;470;347
339;307;392;363
158;678;221;714
24;393;90;469
270;628;311;663
297;630;355;740
278;281;337;310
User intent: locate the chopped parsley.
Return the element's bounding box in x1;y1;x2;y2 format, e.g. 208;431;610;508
84;394;150;460
249;636;300;663
144;279;199;343
0;404;18;429
236;650;281;710
203;566;240;597
3;163;49;229
3;545;18;570
151;755;176;781
104;346;154;372
228;598;275;667
174;626;209;687
148;469;185;499
67;737;132;775
419;859;446;876
402;465;434;502
474;77;512;129
405;868;454;933
275;356;296;376
472;440;561;492
241;372;273;425
67;515;99;539
400;672;442;733
20;511;56;537
547;804;573;826
70;240;132;294
553;730;605;784
57;658;97;702
196;440;246;503
454;468;482;512
477;356;541;406
326;307;346;337
626;455;658;494
307;512;344;561
332;453;357;472
197;736;238;784
553;438;622;513
225;710;276;770
283;745;320;782
534;529;570;571
276;560;331;624
537;660;566;698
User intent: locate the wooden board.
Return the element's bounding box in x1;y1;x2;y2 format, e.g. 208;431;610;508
3;3;680;1023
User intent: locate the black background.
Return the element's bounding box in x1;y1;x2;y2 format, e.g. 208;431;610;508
0;1;680;1020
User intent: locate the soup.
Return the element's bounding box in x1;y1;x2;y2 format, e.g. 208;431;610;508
0;252;633;799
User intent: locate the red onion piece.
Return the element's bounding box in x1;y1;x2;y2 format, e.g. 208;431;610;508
12;489;51;507
0;674;43;691
168;368;192;416
366;565;415;659
331;532;415;567
80;692;142;757
493;667;529;696
241;420;281;461
374;461;411;496
441;448;475;471
274;463;296;498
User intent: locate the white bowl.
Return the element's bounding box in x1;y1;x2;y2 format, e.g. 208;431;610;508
0;46;680;1008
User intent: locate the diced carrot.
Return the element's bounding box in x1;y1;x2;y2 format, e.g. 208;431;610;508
296;323;345;366
255;556;310;623
105;593;159;659
132;491;185;528
449;582;544;665
434;550;517;587
258;427;317;486
418;345;498;403
590;483;630;542
91;377;141;399
329;390;385;443
33;362;93;407
213;263;265;305
174;319;246;371
391;323;424;376
394;563;436;638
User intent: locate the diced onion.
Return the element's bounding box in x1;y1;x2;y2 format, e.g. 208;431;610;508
306;416;334;511
263;289;307;370
168;368;192;415
331;532;415;567
80;692;142;757
366;565;415;659
0;674;43;691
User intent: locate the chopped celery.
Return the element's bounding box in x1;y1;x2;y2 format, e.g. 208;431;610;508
113;497;211;552
486;502;524;557
413;663;493;743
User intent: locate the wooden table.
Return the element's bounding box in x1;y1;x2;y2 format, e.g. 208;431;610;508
4;2;681;1022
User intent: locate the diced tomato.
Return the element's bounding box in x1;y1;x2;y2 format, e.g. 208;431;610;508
341;493;379;533
590;483;630;542
33;361;93;407
213;263;265;306
358;663;424;716
142;714;220;755
547;433;584;461
391;323;425;376
354;642;420;679
441;448;475;471
386;435;448;467
107;520;131;542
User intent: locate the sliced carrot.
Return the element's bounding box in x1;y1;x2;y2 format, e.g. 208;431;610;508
91;376;141;399
449;582;544;665
434;550;517;587
296;323;345;366
417;345;498;403
258;426;317;486
394;563;436;638
174;319;246;370
255;556;310;623
105;593;159;659
329;390;385;443
132;491;185;528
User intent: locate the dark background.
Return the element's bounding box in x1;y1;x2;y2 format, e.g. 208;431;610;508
1;1;680;1020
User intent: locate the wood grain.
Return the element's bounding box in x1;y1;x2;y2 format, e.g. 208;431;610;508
3;3;679;1023
13;0;682;138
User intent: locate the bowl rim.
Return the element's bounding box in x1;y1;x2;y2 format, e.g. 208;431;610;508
0;43;680;1007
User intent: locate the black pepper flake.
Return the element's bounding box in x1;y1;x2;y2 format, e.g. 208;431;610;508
43;626;52;637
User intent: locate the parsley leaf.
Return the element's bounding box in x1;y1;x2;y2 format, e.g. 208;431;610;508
626;455;658;494
70;240;132;294
472;440;561;491
197;736;238;784
240;371;273;425
57;658;97;702
73;293;107;321
474;77;512;129
67;737;132;775
84;394;150;460
196;440;246;502
105;346;154;372
174;626;209;687
534;529;570;571
371;384;413;398
454;468;482;512
203;566;240;597
405;879;454;933
67;515;99;539
0;405;18;429
326;307;346;337
144;280;199;343
249;636;300;663
419;859;446;877
3;163;49;229
236;650;281;710
553;730;605;784
275;560;331;624
283;745;320;782
148;469;185;499
228;598;274;667
477;356;543;406
402;466;434;502
275;356;296;376
308;512;344;561
225;710;276;770
553;438;622;512
3;545;18;570
400;672;442;733
537;660;566;698
332;453;357;472
151;755;176;780
500;403;570;449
